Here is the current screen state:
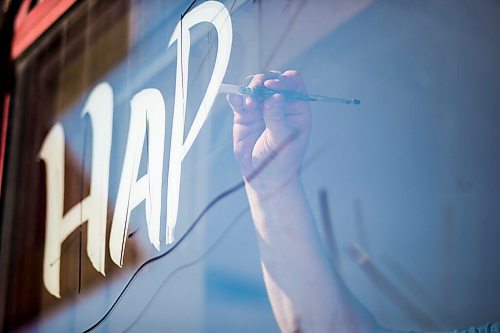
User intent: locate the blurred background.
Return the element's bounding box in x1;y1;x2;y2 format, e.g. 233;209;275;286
0;0;499;332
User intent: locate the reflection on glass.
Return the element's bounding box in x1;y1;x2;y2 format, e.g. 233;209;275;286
1;0;499;332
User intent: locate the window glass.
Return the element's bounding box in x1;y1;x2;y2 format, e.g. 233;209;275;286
1;0;500;332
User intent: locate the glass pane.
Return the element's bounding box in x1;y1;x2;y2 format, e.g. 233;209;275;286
1;0;499;332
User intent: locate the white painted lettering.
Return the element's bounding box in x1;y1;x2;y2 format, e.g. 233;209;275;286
39;83;113;297
39;1;233;297
166;0;232;243
109;89;166;267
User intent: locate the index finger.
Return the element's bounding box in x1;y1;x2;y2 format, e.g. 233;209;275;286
264;70;306;92
248;71;282;88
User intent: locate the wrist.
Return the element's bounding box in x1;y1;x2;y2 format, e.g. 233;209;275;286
244;175;309;238
244;168;302;197
244;176;301;203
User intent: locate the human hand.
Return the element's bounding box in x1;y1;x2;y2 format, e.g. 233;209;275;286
228;70;311;190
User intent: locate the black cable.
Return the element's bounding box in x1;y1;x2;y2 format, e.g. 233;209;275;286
82;130;299;332
80;4;307;330
123;207;249;332
181;0;200;19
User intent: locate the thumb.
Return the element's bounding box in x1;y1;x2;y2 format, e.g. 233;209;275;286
262;94;292;144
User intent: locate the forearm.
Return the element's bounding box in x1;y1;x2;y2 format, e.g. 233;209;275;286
230;70;389;332
245;177;380;333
